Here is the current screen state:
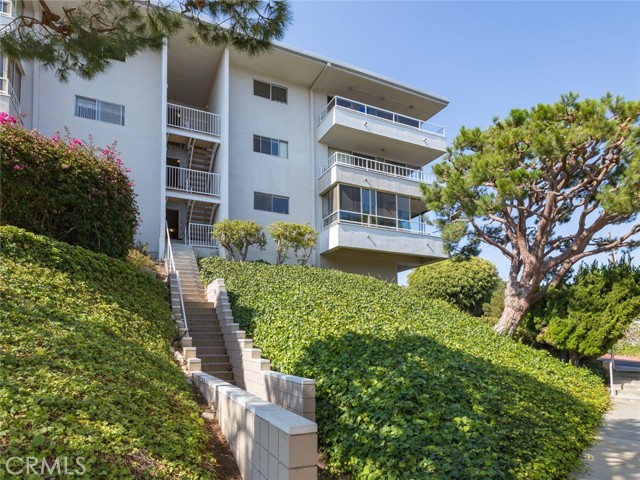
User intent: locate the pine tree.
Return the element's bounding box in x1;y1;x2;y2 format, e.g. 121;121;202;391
0;0;291;81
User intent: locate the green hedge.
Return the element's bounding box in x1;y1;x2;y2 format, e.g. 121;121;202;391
407;257;500;316
0;114;138;258
201;258;609;480
0;226;217;479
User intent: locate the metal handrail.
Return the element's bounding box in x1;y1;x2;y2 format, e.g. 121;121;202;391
167;103;221;136
318;95;445;136
322;210;439;238
166;166;221;196
187;222;220;248
165;222;189;338
320;152;435;184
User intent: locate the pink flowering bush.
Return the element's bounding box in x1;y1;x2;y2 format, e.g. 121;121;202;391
0;114;139;257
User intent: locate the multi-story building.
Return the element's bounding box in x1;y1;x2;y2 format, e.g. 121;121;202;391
1;4;449;281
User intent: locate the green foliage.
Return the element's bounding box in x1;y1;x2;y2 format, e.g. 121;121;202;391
267;221;318;265
212;219;266;261
126;247;156;276
0;0;291;81
422;93;640;335
528;260;640;365
0;226;217;478
0;117;138;258
615;319;640;357
482;280;506;319
200;258;609;480
407;257;500;316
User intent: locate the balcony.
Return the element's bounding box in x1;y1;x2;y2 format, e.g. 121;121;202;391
167;103;221;138
166;166;221;198
186;223;219;249
316;96;446;165
0;77;20;117
319;211;445;259
319;152;434;197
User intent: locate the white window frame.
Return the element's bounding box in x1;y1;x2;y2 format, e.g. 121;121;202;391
254;192;290;215
75;96;125;126
253;134;288;158
0;0;13;18
253;79;288;104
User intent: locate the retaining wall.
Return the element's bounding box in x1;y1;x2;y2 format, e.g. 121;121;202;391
206;278;316;421
193;372;317;480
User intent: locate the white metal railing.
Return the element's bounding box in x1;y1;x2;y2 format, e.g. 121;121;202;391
166;166;221;196
187;223;219;249
0;78;20;114
322;210;437;237
167;103;221;136
165;222;189;338
318;96;445;136
320;152;435;184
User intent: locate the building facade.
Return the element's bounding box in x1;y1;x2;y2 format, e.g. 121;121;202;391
1;4;449;281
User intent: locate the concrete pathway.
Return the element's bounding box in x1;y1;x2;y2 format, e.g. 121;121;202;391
577;399;640;480
575;358;640;480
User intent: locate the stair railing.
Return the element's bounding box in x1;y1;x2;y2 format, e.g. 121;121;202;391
165;222;189;338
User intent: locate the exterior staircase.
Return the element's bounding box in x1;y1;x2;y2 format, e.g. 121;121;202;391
610;371;640;404
170;242;234;383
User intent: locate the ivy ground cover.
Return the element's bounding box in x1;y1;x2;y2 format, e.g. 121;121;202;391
0;226;217;479
200;258;609;480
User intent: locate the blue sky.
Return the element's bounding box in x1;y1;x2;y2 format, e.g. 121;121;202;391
284;0;640;280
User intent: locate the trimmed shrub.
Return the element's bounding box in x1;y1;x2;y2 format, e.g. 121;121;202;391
267;221;318;265
0;226;217;478
0;114;138;258
212;219;266;261
408;257;500;316
527;260;640;365
200;258;609;480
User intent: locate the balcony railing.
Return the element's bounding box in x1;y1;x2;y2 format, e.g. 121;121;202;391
322;210;436;237
0;77;20;114
320;152;435;184
187;223;219;249
166;166;221;196
167;103;221;136
318;96;445;136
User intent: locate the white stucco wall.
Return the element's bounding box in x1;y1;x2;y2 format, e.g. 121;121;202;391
227;60;316;264
31;51;164;257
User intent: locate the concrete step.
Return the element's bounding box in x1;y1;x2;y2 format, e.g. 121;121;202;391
191;339;226;348
202;371;235;382
196;347;228;355
199;354;230;363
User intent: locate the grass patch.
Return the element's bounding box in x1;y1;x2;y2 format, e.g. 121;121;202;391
201;258;609;480
0;226;217;479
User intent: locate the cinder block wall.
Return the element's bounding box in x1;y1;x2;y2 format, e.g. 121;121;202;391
206;279;316;421
193;372;318;480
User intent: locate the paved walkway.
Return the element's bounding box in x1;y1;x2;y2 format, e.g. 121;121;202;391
575;357;640;480
577;399;640;479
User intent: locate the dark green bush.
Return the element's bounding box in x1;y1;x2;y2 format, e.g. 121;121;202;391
527;260;640;365
201;258;609;480
0;226;217;478
0;115;138;258
407;257;500;316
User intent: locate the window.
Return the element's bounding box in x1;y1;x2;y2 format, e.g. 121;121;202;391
253;80;287;103
75;96;125;126
0;1;12;17
254;192;289;214
253;135;288;158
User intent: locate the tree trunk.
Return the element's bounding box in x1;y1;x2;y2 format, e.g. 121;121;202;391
493;284;533;336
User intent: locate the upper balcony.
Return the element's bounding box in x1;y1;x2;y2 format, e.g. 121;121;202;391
167;103;221;142
316;96;446;166
319;152;434;198
318;211;445;260
166;165;221;202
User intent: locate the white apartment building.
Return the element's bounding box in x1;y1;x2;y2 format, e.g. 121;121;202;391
1;4;449;281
